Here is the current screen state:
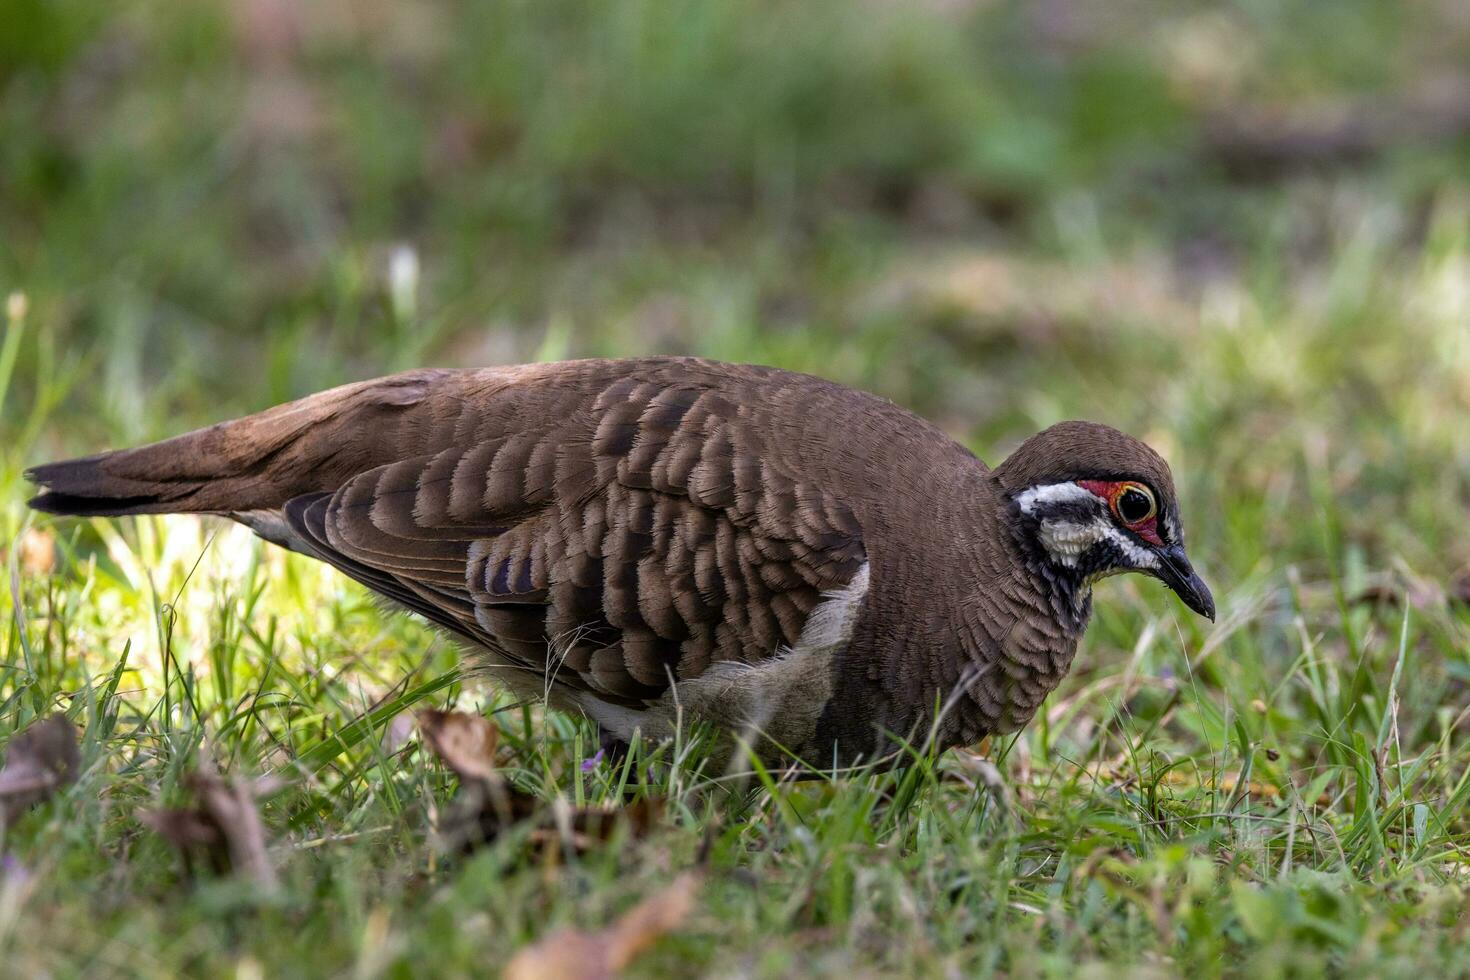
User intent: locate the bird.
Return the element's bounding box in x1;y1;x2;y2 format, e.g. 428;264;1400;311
26;357;1213;770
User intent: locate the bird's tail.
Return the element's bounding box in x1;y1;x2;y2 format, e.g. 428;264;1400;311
27;369;454;517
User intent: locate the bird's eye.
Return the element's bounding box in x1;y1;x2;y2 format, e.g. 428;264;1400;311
1114;484;1156;525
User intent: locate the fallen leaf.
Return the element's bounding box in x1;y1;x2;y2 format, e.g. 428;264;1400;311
438;782;667;857
15;529;55;576
418;709;499;781
418;709;533;851
0;714;80;826
434;777;540;853
138;809;229;875
503;872;701;980
526;797;667;855
949;749;1013;821
140;760;283;890
417;710;665;856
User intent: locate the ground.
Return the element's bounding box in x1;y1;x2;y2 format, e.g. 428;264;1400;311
3;1;1470;976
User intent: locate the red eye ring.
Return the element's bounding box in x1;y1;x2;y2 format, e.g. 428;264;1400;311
1077;480;1163;546
1112;483;1156;525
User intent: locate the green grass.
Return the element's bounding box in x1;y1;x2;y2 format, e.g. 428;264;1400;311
5;1;1470;976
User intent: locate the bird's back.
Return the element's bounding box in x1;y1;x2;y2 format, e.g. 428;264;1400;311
29;357;997;765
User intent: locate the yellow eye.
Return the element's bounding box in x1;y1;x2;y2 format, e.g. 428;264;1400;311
1113;483;1156;525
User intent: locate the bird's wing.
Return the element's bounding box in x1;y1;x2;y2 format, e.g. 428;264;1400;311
281;376;868;705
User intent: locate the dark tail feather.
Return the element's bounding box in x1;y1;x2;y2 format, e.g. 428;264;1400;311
28;453;187;516
26;369;453;518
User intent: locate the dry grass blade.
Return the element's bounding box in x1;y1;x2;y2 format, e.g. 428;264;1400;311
139;760;284;891
0;714;80;827
502;872;702;980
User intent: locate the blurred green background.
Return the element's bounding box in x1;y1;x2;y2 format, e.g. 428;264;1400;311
8;0;1470;576
8;0;1470;585
6;2;1470;973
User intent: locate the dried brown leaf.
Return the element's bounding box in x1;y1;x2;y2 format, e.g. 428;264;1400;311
527;798;667;855
418;710;665;856
502;872;701;980
949;749;1013;821
0;714;80;826
438;782;666;856
435;777;541;853
15;529;55;576
140;760;282;890
138;808;228;875
418;709;499;781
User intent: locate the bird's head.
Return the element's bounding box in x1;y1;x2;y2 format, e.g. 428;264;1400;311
993;421;1214;622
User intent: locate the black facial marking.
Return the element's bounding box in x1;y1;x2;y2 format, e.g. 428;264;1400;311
1006;483;1170;635
1007;496;1101;634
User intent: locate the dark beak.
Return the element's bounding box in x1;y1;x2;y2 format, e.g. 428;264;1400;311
1152;545;1215;621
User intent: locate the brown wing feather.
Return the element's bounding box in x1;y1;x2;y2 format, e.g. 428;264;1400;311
281;375;866;705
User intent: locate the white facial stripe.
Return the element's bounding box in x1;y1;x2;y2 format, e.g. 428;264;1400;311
1106;526;1160;568
1015;482;1098;515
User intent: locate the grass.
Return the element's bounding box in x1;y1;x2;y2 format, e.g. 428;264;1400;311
5;1;1470;976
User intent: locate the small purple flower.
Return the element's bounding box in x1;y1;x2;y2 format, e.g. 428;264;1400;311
580;748;606;773
1;854;31;887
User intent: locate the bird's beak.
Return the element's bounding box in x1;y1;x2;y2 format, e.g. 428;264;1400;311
1152;545;1215;621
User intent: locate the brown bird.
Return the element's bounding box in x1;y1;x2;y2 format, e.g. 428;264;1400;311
27;358;1213;769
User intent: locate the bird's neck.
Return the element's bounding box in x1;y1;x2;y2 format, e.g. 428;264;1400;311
1005;508;1097;633
943;494;1094;745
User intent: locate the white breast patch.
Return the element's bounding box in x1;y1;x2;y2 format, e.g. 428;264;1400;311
573;562;872;765
1038;516;1158;570
1037;518;1110;567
